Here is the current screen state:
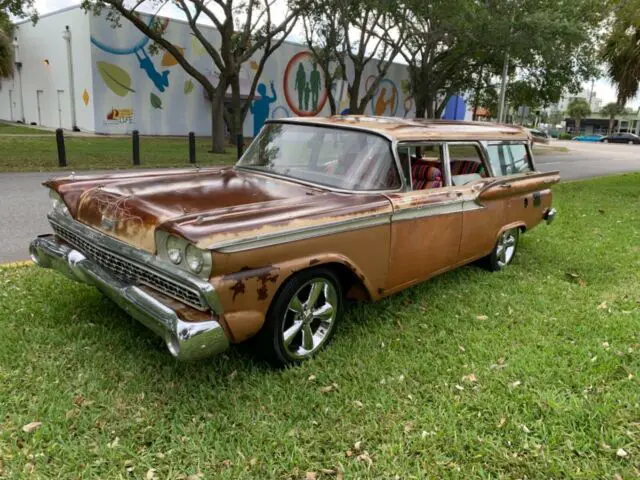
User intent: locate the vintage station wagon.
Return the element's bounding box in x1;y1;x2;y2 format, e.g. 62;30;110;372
30;116;559;366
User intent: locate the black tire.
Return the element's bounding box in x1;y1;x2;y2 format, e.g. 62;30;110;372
478;227;520;272
255;267;343;367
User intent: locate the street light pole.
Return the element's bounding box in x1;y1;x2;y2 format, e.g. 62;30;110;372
62;26;80;132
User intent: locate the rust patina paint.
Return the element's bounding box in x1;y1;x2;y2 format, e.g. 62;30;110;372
42;117;559;350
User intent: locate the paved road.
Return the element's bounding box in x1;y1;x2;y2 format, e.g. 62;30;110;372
1;141;639;263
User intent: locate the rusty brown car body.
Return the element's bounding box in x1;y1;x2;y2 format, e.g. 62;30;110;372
30;116;559;365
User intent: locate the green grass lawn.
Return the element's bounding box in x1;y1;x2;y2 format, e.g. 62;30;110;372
0;136;237;172
1;174;639;478
0;122;54;135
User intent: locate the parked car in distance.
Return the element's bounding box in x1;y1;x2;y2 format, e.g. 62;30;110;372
525;127;550;145
573;134;605;142
30;116;560;367
600;132;640;144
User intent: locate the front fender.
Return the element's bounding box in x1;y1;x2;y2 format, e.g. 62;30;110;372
211;254;374;343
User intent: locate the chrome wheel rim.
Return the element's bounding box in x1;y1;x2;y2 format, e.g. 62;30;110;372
496;229;517;268
282;278;338;359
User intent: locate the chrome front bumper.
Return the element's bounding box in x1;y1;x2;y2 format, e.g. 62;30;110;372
29;234;229;361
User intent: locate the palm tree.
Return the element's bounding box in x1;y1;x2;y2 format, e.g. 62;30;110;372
601;7;640;105
600;102;625;134
0;12;13;79
567;98;591;135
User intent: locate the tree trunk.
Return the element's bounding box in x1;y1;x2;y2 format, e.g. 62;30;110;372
210;88;227;154
230;75;243;158
575;118;581;134
425;98;435;119
348;68;363;114
414;94;427;119
608;117;614;134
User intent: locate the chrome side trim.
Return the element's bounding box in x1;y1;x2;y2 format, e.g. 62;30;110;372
29;235;229;361
213;212;391;253
47;212;223;314
391;199;484;222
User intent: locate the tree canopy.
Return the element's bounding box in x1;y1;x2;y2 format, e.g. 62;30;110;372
0;11;12;78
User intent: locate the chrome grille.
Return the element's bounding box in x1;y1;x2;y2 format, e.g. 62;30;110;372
51;223;205;310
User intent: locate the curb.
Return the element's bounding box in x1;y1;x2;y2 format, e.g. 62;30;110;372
0;260;33;268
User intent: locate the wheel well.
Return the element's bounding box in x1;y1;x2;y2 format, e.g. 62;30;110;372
320;262;372;302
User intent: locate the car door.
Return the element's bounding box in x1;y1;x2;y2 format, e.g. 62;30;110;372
458;141;560;263
384;143;463;292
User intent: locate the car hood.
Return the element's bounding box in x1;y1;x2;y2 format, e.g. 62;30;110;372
47;167;392;253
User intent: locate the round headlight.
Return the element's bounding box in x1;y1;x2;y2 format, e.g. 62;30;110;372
185;244;204;274
166;235;183;264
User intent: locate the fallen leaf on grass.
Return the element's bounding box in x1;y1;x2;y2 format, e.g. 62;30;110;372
565;272;587;287
320;383;338;393
510;380;522;388
146;468;157;480
476;315;489;321
404;422;413;433
455;384;465;391
227;370;237;380
354;441;363;451
308;374;316;382
462;373;477;383
497;417;506;428
107;437;119;448
459;345;466;352
306;472;317;480
22;422;42;433
597;301;608;310
320;468;337;475
356;451;373;466
520;424;531;433
353;400;364;408
616;448;628;458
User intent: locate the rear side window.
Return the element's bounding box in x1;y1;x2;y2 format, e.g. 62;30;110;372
486;143;533;176
447;144;489;185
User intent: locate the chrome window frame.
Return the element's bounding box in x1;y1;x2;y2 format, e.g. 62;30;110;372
482;140;535;175
235;119;408;194
444;140;494;181
396;141;451;189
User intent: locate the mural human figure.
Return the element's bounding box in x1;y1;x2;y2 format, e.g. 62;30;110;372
250;81;277;137
309;63;321;111
304;82;311;111
294;63;307;110
374;87;397;116
135;49;170;92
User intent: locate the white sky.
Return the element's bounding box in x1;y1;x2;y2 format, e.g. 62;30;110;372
29;0;640;109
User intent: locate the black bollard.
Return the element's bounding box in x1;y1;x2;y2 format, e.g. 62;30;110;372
56;128;67;167
132;130;140;166
188;132;196;164
236;133;243;159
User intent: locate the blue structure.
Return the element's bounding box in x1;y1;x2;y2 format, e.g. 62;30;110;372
442;95;467;120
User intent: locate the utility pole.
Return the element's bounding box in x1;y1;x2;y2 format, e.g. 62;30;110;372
497;53;509;123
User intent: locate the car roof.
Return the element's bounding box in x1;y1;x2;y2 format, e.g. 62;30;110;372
270;115;530;142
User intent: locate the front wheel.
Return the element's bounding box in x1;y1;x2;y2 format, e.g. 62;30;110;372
256;268;343;367
480;228;520;271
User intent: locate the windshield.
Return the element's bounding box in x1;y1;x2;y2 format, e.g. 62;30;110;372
236;123;401;191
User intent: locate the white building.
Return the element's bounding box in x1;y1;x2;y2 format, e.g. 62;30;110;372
0;6;429;136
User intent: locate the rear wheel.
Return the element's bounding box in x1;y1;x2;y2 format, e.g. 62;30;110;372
480;228;520;271
629;140;634;145
603;139;609;143
256;268;343;367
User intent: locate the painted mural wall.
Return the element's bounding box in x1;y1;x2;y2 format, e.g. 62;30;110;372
89;11;418;137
